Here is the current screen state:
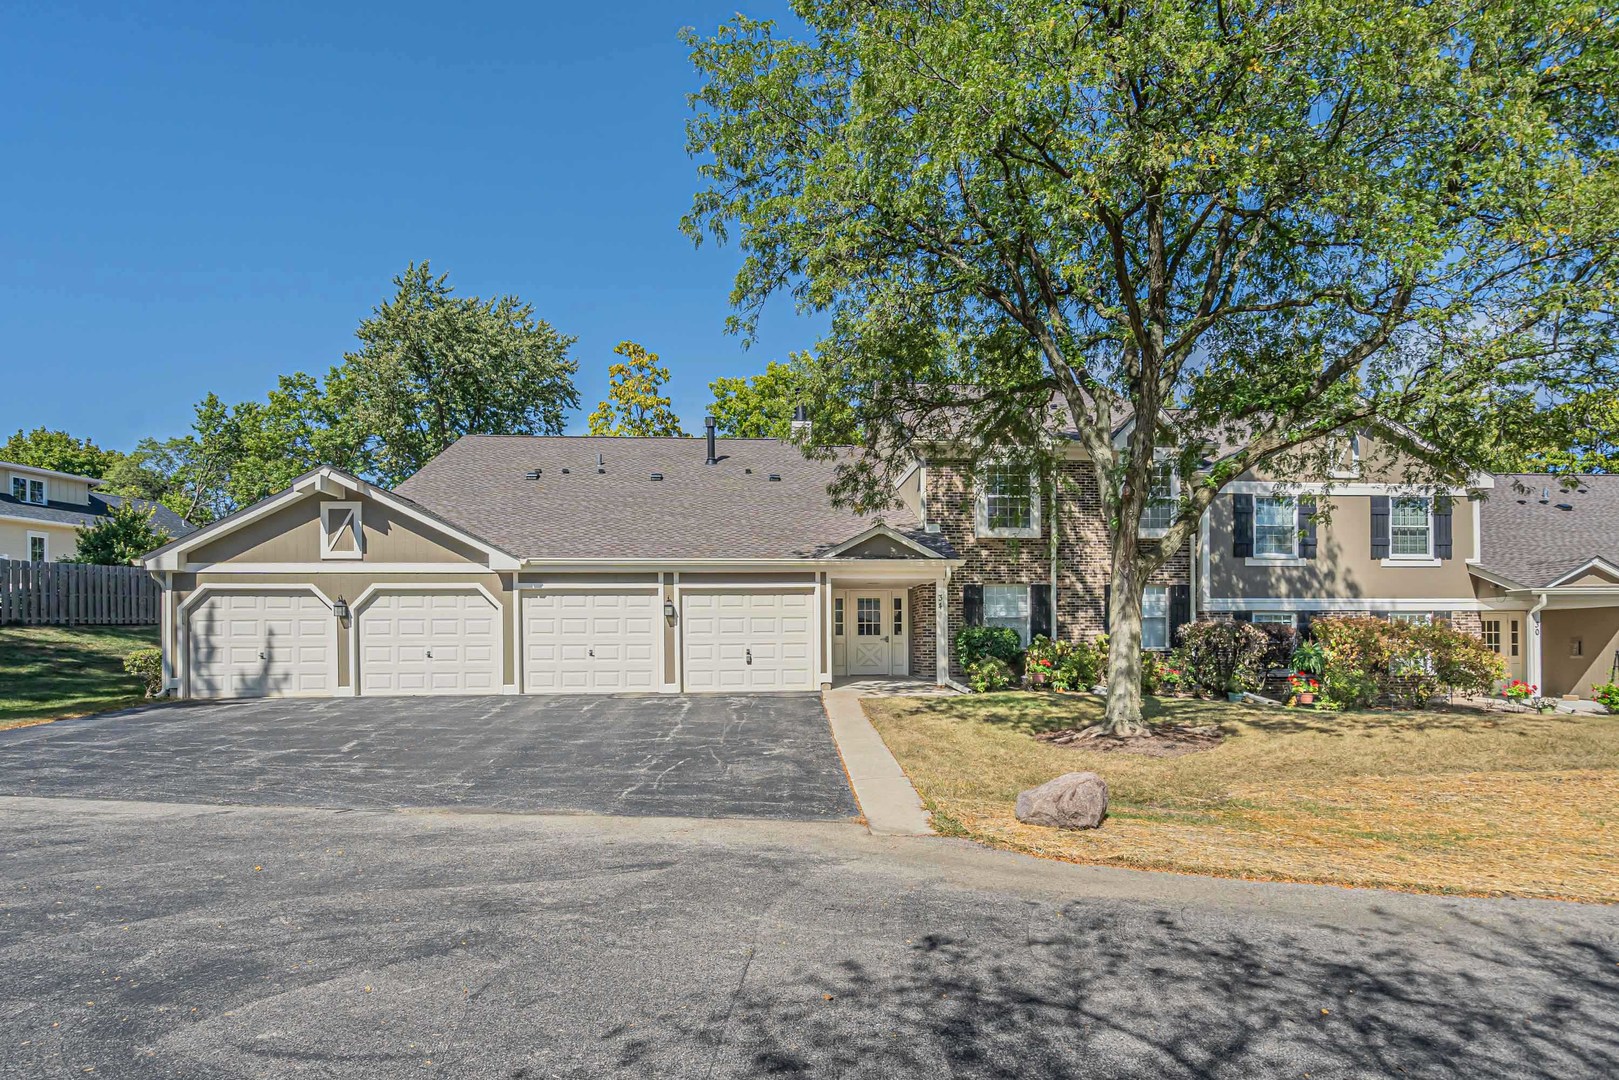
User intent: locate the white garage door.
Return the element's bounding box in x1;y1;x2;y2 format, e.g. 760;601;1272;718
682;590;816;692
524;590;659;692
358;591;501;695
188;591;333;699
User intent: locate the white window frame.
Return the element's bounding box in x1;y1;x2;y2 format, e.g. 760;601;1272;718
12;476;47;505
1386;612;1432;626
982;584;1031;645
1251;612;1296;627
1138;458;1178;537
1251;495;1299;559
1482;619;1502;652
1142;585;1170;650
975;467;1041;539
1388;497;1434;560
27;531;48;562
319;501;365;560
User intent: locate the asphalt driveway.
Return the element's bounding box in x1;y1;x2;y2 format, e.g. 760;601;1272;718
0;694;858;820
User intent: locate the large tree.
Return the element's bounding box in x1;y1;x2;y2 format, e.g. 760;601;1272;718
1;428;122;479
587;341;688;436
709;357;813;437
343;263;579;484
684;1;1619;734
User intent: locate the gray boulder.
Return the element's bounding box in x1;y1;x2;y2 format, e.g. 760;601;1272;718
1015;772;1108;830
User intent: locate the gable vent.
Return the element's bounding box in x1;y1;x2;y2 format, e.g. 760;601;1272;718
650;472;663;481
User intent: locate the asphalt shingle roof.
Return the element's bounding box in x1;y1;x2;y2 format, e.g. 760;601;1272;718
1478;473;1619;588
0;492;195;540
393;435;942;561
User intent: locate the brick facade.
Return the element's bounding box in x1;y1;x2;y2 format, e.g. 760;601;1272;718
908;582;936;678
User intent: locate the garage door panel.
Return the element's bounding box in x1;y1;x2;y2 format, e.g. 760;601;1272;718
681;590;816;692
189;592;333;699
524;591;659;693
359;591;502;696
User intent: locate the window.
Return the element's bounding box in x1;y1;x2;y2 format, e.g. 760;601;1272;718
11;477;46;505
1252;612;1295;626
1482;619;1502;652
28;533;47;562
893;596;904;636
1139;460;1176;535
976;467;1040;538
1387;612;1432;625
833;597;845;636
1142;586;1170;650
1571;637;1584;658
983;585;1031;645
1390;498;1432;558
1510;619;1519;657
1253;496;1297;558
319;501;364;560
856;596;882;637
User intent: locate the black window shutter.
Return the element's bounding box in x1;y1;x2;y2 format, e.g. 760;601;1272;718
1298;498;1318;559
1434;497;1454;559
1232;494;1254;557
1370;496;1391;558
1169;584;1191;646
1030;584;1052;640
1233;611;1253;623
1102;585;1111;632
963;584;983;627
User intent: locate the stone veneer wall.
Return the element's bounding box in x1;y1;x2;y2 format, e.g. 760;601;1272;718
908;582;936;678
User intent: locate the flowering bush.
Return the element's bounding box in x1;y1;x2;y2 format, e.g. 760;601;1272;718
1501;679;1537;703
1287;672;1322;703
1023;635;1102;692
1591;682;1619;712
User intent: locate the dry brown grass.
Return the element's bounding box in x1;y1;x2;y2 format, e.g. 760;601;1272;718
863;692;1619;903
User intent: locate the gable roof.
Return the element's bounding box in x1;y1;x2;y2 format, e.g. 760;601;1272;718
393;436;947;561
0;459;106;486
1476;473;1619;589
0;489;194;539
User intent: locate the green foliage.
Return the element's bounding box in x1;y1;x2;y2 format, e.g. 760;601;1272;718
1024;635;1101;692
101;435;227;525
953;625;1024;672
66;501;171;565
342;262;579;484
1176;621;1270;695
1253;622;1300;671
966;656;1015;693
1;428;122;478
683;0;1619;733
1291;640;1328;677
1490;391;1619;475
587;341;686;436
122;648;164;697
1591;682;1619;712
1310;617;1505;708
709;358;809;438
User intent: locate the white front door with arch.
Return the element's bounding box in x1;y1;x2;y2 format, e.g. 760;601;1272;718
833;589;909;677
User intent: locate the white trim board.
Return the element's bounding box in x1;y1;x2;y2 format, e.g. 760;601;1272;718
1203;596;1519;613
182;562;499;574
1545;557;1619;588
1221;481;1478;497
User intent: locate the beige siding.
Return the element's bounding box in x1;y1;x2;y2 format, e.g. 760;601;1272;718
188;492;488;565
2;470;93;507
176;570;516;689
1206;493;1478;601
1542;607;1619;698
0;521;79;561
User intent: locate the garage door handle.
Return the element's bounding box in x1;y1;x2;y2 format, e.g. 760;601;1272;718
746;648;752;665
588;647;594;658
426;649;433;659
258;651;266;660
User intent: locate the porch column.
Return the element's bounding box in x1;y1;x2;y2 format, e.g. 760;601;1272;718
935;571;950;685
819;572;833;688
1527;596;1546;695
160;571;175;691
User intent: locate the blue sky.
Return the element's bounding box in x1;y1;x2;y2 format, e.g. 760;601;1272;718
0;1;819;451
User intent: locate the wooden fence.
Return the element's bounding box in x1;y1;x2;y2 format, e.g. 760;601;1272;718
0;559;161;626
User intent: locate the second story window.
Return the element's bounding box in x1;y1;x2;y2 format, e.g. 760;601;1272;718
1390;498;1432;558
1139;460;1176;535
976;466;1040;538
11;477;46;505
1253;496;1297;558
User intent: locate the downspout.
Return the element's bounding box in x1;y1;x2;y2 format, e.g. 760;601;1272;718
1527;591;1549;696
1049;471;1059;640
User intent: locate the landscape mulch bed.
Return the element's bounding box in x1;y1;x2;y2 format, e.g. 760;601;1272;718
1036;723;1224;758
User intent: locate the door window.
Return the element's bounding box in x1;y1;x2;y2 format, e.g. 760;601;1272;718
856;596;882;636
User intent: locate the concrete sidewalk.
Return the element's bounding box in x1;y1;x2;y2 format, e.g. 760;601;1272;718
823;679;950;835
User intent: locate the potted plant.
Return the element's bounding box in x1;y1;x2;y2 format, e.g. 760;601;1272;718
1287;672;1321;706
1501;679;1537;710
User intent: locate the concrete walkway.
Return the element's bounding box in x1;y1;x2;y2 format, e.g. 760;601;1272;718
823;678;951;836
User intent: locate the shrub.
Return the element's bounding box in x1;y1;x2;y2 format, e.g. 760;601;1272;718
966;656;1015;693
1290;640;1327;676
1254;622;1299;671
1141;651;1168;694
1176;620;1269;694
123;648;164;697
955;625;1024;672
1310;617;1506;709
1591;682;1619;712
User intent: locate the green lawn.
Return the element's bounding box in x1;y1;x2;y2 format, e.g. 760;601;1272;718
864;692;1619;903
0;624;160;730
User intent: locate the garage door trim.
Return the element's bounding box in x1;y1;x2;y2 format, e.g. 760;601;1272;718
677;585;819;693
349;582;507;696
180;583;340;699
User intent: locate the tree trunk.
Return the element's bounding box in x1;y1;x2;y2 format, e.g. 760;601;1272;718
1102;545;1150;736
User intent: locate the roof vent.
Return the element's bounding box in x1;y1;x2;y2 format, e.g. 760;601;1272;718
768;473;781;482
1556;503;1574;511
1540;487;1551;503
561;467;570;475
650;472;663;481
745;468;752;474
524;469;542;480
597;452;605;475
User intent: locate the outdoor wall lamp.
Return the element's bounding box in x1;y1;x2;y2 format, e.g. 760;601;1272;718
663;600;677;620
333;596;350;621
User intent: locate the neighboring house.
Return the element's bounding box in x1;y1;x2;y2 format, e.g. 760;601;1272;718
139;421;1618;702
0;460;194;563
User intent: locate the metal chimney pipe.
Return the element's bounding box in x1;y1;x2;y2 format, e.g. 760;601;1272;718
704;416;717;465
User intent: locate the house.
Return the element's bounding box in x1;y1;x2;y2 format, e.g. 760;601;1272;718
1;460;194;563
139;419;1619;702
